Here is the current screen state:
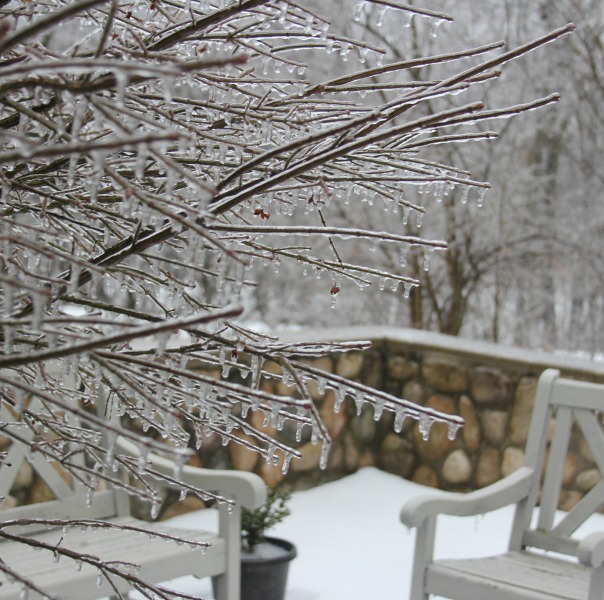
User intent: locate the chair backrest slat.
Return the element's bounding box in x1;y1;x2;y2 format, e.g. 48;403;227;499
0;397;119;525
575;409;604;473
0;442;27;498
554;478;604;538
537;405;573;532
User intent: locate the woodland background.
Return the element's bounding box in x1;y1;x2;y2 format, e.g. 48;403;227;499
256;0;604;359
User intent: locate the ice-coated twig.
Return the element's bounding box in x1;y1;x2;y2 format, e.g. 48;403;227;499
0;1;573;597
209;223;448;250
0;559;60;600
0;305;243;368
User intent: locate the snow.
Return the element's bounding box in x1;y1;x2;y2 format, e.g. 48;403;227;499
142;467;604;600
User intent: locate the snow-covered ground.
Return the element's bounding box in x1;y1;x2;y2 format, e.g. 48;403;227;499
147;467;604;600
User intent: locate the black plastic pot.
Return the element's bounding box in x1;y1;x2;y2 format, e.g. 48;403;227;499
213;537;297;600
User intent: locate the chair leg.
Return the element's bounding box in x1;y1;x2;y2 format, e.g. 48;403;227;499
588;564;604;600
409;516;436;600
214;504;241;600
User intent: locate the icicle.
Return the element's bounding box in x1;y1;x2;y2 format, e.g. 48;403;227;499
304;15;314;34
281;368;292;388
447;421;461;441
330;291;338;309
353;391;364;416
96;571;103;587
268;404;280;427
265;443;277;464
165;168;176;197
114;70;129;107
334;386;346;413
135;144;148;179
311;423;319;445
194;426;203;450
14;389;25;412
403;281;414;299
150;497;161;519
373;398;385;421
67;153;79;186
31;292;45;331
138;445;149;474
401;11;414;28
105;431;116;470
476;187;487;207
162;76;176;103
281;452;292;474
418;414;434;441
277;413;287;431
394;408;408;433
423;248;434;272
319;442;330;470
375;6;388;27
156;332;170;356
429;17;443;38
459;184;469;204
295;421;304;443
75;559;83;572
278;2;288;23
399;245;409;268
433;181;445;203
339;42;350;61
173;452;186;479
353;0;365;21
19;585;29;600
218;346;227;367
69;263;82;294
415;211;424;228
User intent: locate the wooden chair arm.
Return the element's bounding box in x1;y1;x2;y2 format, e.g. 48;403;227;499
578;532;604;567
116;436;267;510
400;466;535;528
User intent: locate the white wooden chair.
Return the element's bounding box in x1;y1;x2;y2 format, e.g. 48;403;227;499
0;402;266;600
401;368;604;600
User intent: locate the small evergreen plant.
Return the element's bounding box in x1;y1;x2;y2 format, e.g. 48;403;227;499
241;488;291;551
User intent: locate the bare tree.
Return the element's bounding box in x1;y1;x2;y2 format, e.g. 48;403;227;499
0;0;573;596
350;1;602;355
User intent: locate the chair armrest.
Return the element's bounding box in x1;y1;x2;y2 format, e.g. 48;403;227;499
578;532;604;567
116;436;267;510
400;466;535;528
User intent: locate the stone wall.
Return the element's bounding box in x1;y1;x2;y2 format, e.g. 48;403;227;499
5;327;604;516
190;327;604;512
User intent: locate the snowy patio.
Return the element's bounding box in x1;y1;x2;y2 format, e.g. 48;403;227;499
145;467;604;600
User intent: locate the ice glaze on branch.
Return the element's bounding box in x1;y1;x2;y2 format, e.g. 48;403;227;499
0;1;573;596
